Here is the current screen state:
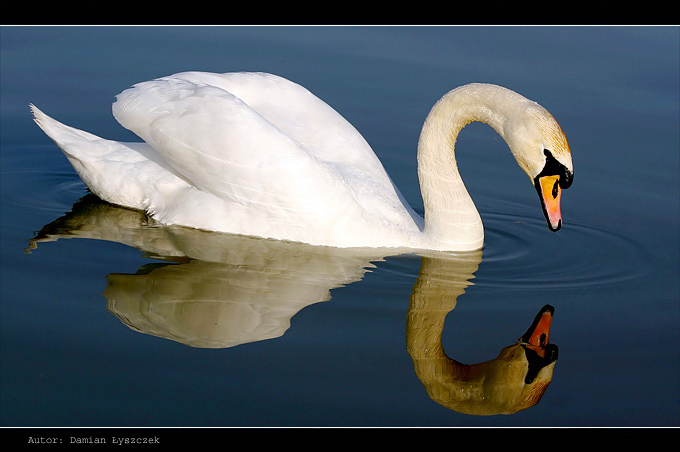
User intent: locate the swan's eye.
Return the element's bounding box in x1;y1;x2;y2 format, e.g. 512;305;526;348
552;179;559;199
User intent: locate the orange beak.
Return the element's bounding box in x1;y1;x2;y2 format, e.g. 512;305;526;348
536;175;562;231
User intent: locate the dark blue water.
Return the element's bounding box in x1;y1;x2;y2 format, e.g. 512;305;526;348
1;26;678;433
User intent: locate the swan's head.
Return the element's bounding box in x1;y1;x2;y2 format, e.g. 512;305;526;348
503;101;573;232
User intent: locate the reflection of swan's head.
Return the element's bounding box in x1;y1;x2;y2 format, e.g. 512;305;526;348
409;304;558;416
407;255;559;416
477;305;559;414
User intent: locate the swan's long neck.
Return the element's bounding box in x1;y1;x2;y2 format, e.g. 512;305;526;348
417;84;519;250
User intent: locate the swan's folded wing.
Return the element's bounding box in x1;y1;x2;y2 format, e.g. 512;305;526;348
112;76;350;219
164;72;393;185
112;72;422;244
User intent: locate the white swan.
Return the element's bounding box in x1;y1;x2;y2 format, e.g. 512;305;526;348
31;71;573;251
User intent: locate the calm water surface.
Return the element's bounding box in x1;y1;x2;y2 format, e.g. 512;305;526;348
1;26;678;431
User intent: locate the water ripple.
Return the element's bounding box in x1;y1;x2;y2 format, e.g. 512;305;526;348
5;168;88;214
477;212;654;291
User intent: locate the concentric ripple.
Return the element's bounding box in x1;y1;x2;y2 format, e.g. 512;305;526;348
476;211;655;291
2;149;88;215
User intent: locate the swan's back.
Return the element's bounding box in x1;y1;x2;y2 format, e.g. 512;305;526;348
113;72;391;186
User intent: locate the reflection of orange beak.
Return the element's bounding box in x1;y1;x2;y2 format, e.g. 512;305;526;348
536;175;562;231
519;305;554;358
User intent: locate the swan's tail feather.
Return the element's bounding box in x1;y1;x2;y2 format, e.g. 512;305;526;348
29;104;155;210
30;104;115;159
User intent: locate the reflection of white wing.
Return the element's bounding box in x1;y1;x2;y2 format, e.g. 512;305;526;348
106;255;359;349
30;197;382;348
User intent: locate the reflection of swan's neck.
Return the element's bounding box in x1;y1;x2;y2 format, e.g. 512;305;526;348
406;254;479;376
417;84;516;250
406;263;470;378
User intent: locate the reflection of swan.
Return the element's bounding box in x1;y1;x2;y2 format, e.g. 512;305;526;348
406;255;558;415
31;72;573;251
29;196;383;348
30;197;558;415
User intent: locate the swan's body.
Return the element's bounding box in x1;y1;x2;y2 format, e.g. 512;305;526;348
31;72;573;251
